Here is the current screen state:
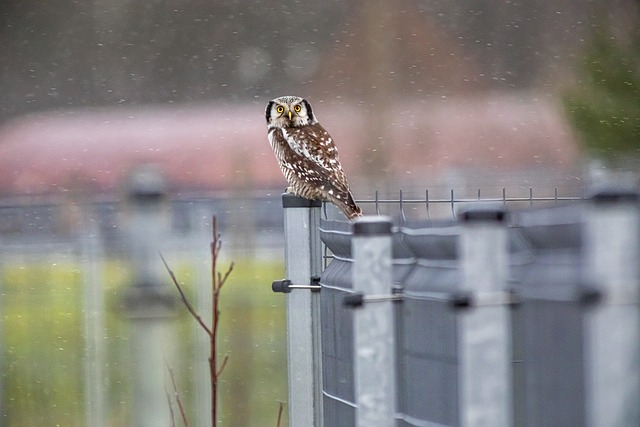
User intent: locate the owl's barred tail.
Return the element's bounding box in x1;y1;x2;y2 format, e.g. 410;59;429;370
340;191;363;220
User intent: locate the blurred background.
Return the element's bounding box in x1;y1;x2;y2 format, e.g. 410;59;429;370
0;0;638;426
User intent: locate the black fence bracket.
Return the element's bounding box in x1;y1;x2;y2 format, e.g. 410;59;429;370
272;276;322;293
344;290;403;308
450;289;520;310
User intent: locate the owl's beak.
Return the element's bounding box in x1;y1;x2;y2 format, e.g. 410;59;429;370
288;111;292;120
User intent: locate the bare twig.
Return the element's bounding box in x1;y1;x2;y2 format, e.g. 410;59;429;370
276;401;284;427
164;215;233;427
218;262;235;290
209;216;232;426
166;389;176;427
167;364;190;427
160;253;213;337
216;354;229;378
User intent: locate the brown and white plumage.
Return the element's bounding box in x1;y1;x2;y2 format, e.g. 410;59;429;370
266;95;362;219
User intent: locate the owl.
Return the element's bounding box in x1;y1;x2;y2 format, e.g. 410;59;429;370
266;95;362;219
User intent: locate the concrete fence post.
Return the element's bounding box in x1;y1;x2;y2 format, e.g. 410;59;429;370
584;189;640;427
458;207;512;427
281;193;324;427
351;216;396;427
80;207;106;427
121;165;177;427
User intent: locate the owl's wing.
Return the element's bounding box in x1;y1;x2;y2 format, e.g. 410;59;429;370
281;124;350;191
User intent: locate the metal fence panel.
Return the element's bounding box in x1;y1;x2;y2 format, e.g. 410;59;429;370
398;298;459;426
399;225;461;426
278;189;640;427
319;222;356;425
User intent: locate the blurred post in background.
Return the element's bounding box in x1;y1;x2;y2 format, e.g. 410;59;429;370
121;165;177;427
80;203;106;427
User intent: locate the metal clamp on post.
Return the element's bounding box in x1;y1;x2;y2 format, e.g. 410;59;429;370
578;286;602;306
272;276;322;293
450;290;519;310
578;284;640;307
344;289;403;308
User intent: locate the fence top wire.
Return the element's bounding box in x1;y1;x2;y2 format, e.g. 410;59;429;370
338;187;587;221
320;187;589;265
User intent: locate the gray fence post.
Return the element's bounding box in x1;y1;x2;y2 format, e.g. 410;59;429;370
122;165;176;427
281;193;324;427
352;217;396;427
584;189;640;427
80;208;106;427
458;207;512;427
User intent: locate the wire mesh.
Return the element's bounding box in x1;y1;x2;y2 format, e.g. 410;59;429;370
321;186;587;266
356;187;586;220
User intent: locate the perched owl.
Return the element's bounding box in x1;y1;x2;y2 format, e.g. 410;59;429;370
266;95;362;219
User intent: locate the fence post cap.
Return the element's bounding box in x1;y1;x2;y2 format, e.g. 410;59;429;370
281;193;323;208
459;205;508;223
353;216;393;235
125;164;167;203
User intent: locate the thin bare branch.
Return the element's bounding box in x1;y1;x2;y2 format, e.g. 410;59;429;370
218;262;235;290
166;389;176;427
167;364;189;427
276;401;284;427
216;354;229;378
209;214;229;426
166;363;190;427
166;215;231;427
160;253;213;337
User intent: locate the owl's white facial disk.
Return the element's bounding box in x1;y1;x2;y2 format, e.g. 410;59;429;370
266;95;317;128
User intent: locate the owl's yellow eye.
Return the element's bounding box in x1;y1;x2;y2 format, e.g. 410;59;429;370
276;105;285;114
293;105;302;113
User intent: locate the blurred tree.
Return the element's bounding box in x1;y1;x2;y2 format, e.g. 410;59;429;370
0;0;348;121
564;17;640;158
2;0;637;131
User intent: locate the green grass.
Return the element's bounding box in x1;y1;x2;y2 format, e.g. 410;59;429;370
0;257;287;427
